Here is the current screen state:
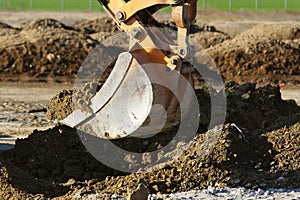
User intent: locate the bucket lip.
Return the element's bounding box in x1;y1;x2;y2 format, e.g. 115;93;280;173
60;52;133;128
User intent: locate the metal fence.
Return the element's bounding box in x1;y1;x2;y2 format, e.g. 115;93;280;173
201;0;299;11
0;0;299;11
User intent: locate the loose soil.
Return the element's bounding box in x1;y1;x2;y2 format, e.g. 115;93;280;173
1;15;299;85
208;26;300;85
0;83;300;199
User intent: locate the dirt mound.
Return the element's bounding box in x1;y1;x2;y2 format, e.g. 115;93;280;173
237;24;300;40
22;18;75;31
74;17;119;34
0;121;299;198
208;36;300;85
1;121;298;199
0;18;299;86
47;82;300;132
0;19;98;82
1;83;299;198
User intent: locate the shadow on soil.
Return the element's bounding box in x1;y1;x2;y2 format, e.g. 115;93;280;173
0;83;299;198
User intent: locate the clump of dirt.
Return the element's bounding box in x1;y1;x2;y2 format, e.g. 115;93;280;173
0;18;98;82
46;81;102;120
208;36;300;85
1;82;299;199
46;90;73;120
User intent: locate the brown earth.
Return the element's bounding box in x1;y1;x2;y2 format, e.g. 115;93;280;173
0;83;300;199
0;19;98;82
1;17;299;85
208;25;300;85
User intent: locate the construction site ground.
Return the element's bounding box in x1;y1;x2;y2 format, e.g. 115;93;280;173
0;10;300;199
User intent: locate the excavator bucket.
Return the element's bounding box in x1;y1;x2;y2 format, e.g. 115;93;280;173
60;46;194;139
61;52;154;139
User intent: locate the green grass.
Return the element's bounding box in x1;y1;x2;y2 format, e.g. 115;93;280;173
0;0;104;11
0;0;299;11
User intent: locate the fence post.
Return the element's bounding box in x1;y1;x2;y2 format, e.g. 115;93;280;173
30;0;33;10
285;0;288;10
202;0;206;9
229;0;232;11
90;0;93;11
255;0;258;10
61;0;64;11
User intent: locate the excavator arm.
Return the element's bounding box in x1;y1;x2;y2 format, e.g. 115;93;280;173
61;0;198;139
98;0;196;58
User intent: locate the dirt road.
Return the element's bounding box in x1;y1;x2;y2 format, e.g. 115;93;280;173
0;82;72;137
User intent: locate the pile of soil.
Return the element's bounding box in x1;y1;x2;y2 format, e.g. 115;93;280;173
1;17;299;86
208;29;300;85
0;83;299;199
0;17;229;84
0;19;98;82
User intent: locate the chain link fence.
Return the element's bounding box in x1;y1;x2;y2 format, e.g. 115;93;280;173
0;0;299;11
201;0;299;11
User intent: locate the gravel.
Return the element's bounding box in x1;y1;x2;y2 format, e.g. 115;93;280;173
72;187;300;199
149;187;300;200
